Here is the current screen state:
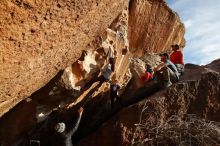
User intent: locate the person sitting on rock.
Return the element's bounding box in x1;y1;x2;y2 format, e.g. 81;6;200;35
52;107;84;146
170;44;185;75
141;64;155;83
154;53;179;88
110;79;122;108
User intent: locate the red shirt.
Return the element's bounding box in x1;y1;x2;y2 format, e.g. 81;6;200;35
141;72;152;82
170;51;184;65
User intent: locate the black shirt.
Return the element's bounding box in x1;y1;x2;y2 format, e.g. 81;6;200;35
50;114;82;146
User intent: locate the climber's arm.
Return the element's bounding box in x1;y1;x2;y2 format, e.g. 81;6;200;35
66;107;84;137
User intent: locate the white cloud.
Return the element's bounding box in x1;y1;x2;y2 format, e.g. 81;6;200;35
166;0;220;65
183;20;193;29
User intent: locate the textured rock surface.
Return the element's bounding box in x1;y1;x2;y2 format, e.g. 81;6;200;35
130;54;161;89
0;0;187;144
180;58;220;82
128;0;185;55
77;71;220;146
0;0;186;117
0;6;131;145
206;59;220;72
0;0;126;116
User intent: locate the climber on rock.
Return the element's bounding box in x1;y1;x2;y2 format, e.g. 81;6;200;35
109;79;122;108
170;44;185;75
108;40;116;72
84;63;113;89
154;53;179;88
96;63;113;83
51;107;84;146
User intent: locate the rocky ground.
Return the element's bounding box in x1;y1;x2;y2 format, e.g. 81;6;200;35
76;59;220;146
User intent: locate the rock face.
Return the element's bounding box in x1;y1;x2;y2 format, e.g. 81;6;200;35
0;0;186;117
128;0;185;55
180;58;220;82
77;70;220;146
0;0;187;145
206;59;220;72
0;0;127;116
0;5;131;145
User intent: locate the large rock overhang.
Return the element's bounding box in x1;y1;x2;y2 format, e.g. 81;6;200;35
0;0;127;117
128;0;185;55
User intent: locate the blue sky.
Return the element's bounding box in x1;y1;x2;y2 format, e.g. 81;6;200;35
166;0;220;65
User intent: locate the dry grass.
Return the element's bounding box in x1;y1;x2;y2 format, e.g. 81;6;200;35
131;104;220;146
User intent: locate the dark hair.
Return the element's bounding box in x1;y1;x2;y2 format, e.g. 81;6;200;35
162;53;169;59
171;44;180;49
145;64;151;68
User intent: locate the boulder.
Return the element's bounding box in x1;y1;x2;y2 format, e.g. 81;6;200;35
77;71;220;146
128;0;185;54
0;0;127;116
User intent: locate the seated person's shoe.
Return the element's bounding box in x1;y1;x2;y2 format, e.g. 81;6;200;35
162;81;172;88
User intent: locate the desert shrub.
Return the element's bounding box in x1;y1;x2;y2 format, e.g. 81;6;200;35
131;104;220;146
